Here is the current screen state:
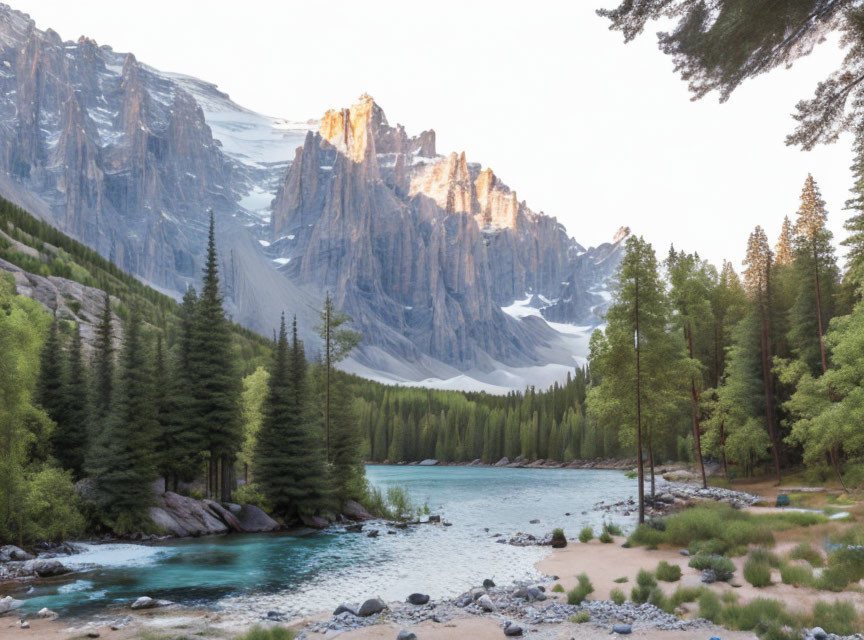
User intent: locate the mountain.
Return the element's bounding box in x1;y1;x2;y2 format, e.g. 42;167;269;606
0;4;626;392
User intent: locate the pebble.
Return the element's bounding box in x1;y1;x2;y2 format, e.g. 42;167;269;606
612;623;632;634
503;622;523;636
396;631;417;640
477;595;496;612
19;621;30;629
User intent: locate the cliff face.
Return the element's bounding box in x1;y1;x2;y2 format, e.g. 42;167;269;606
269;95;624;371
0;3;625;388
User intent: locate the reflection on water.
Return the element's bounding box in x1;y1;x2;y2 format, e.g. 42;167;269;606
8;466;636;618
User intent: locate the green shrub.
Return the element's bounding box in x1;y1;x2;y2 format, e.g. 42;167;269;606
743;558;772;587
552;528;566;547
569;611;590;623
779;563;812;586
647;586;671;612
579;526;594;543
613;576;629;583
830;524;864;546
721;598;792;631
689;538;728;556
630;569;657;604
815;563;855;591
628;523;665;548
655;560;682;582
670;586;705;607
238;627;297;640
788;542;824;567
609;587;625;605
567;573;594;605
604;522;623;536
828;545;864;582
811;600;860;636
599;530;613;543
720;519;774;549
748;547;781;567
688;554;735;581
552;583;564;593
698;590;722;622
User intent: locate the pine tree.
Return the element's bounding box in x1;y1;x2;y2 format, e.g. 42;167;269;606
317;292;361;462
92;292;114;422
192;213;242;501
775;216;795;266
792;174;836;373
37;318;65;431
328;370;363;503
742;226;782;483
843;132;864;295
255;315;329;520
56;323;90;479
87;311;158;533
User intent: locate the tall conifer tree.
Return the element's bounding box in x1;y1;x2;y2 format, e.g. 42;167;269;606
36;318;65;429
56;323;90;479
92;292;114;422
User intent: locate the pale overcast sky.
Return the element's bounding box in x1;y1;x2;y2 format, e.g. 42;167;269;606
12;0;855;269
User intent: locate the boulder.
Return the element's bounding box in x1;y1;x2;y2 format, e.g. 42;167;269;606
33;558;69;577
397;631;417;640
204;500;246;532
526;587;545;602
503;622;523;636
333;604;359;616
130;596;172;610
810;628;827;640
343;499;375;521
476;595;496;612
222;502;243;514
482;578;495;589
427;515;441;523
300;514;330;529
358;598;386;617
19;621;30;629
367;530;379;538
36;608;57;618
494;457;509;467
345;523;364;533
0;595;23;615
149;492;229;537
418;459;439;466
237;504;280;533
612;624;632;634
407;593;429;605
0;545;34;561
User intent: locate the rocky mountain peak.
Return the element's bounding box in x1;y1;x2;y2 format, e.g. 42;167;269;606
613;225;630;243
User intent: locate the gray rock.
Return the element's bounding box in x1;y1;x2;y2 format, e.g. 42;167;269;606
0;596;23;614
494;457;510;467
130;596;172;610
0;546;33;561
19;621;30;629
810;627;827;640
427;515;441;523
33;559;69;577
367;530;379;538
477;595;496;612
483;579;495;589
358;598;386;617
343;499;375;521
300;514;330;529
613;624;632;634
86;633;100;638
526;587;546;602
397;631;417;640
529;519;540;524
418;459;439;466
333;604;358;616
36;608;56;618
679;549;690;556
407;593;430;605
503;622;523;637
236;504;280;533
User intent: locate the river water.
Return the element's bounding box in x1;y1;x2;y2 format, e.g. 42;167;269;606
11;466;636;619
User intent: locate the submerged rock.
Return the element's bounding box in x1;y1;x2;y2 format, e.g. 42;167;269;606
407;593;430;605
483;578;495;589
33;558;69;577
0;545;33;561
130;596;172;610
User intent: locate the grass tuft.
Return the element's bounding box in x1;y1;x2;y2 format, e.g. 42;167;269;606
579;526;594;543
655;560;682;582
609;587;625;605
567;573;594;605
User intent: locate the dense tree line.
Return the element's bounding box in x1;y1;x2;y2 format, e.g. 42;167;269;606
3;212;365;542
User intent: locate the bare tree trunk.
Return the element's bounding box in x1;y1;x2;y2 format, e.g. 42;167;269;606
648;436;656;498
686;327;708;489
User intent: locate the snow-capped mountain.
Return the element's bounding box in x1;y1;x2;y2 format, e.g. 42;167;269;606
0;4;625;392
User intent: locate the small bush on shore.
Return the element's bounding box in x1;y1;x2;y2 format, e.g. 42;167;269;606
698;590;722;622
628;524;664;549
552;528;567;548
609;587;626;605
599;530;613;543
720;598;792;631
779;563;812;586
579;526;594;543
567;573;594;605
655;560;682;582
688;554;735;581
748;547;781;567
647;586;671;612
604;522;623;536
788;542;824;567
630;569;657;604
689;538;728;556
670;586;705;606
552;583;564;593
743;557;772;587
239;627;297;640
810;601;860;636
613;576;628;583
569;611;590;623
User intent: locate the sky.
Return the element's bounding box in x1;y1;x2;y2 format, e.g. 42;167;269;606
12;0;856;269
